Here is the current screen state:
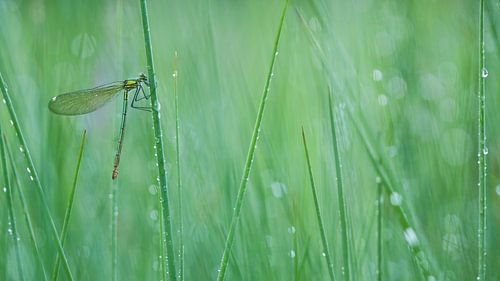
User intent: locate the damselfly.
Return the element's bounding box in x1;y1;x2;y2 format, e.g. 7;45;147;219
48;73;150;179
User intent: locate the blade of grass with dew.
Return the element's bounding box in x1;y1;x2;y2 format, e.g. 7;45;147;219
295;10;437;279
477;0;487;280
327;91;350;281
216;1;289;280
301;128;337;281
376;179;383;281
173;51;184;281
0;71;74;281
52;129;86;281
139;1;176;280
5;137;48;281
0;129;24;281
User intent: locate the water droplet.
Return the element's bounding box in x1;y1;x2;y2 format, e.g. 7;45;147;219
148;185;157;195
7;228;13;235
9;120;14;126
288;250;295;258
495;184;500;196
390;192;402;206
287;226;296;234
275;51;279;56
2;98;6;104
321;252;326;257
19;145;24;152
3;187;6;192
51;96;57;101
404;227;419;246
378;94;388;106
375;176;382;184
29;176;34;181
372;69;383;81
483;147;488;155
26;167;31;174
149;210;158;221
481;68;488;78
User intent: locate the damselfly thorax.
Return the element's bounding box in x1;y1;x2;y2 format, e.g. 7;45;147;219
48;73;151;179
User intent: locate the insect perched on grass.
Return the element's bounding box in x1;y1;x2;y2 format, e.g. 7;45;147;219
48;73;150;180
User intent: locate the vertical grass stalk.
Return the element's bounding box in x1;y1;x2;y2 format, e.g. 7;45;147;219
5;137;49;281
328;92;350;281
52;130;87;281
477;0;487;280
111;183;118;281
0;72;74;280
139;1;177;280
301;128;337;281
376;179;383;281
1;130;24;281
216;1;289;280
173;51;184;281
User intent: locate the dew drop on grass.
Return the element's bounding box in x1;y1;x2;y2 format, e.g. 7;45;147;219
403;227;419;246
149;210;158;221
29;176;34;181
378;94;388;106
2;187;6;192
390;192;402;206
287;226;296;234
2;98;5;104
26;167;31;174
481;67;488;78
495;184;500;196
9;120;14;126
288;250;295;258
271;182;287;198
148;185;157;195
372;69;383;81
7;228;13;235
483;147;488;155
19;145;24;152
321;252;326;257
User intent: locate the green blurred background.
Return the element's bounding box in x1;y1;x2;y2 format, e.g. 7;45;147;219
0;0;499;280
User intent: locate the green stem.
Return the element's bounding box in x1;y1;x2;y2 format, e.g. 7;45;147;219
5;137;49;281
477;0;487;280
376;180;383;281
0;71;74;281
138;1;177;280
328;92;350;281
52;130;86;281
301;128;337;281
1;131;24;281
216;1;288;280
173;51;184;281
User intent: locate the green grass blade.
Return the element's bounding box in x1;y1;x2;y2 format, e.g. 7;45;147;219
52;129;87;281
327;92;350;281
216;1;289;280
376;179;383;281
173;51;184;281
0;71;74;281
477;0;487;280
0;129;24;281
5;136;49;281
301;128;337;281
111;183;119;281
139;1;177;280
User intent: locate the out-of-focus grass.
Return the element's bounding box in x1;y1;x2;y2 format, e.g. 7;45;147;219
0;0;499;280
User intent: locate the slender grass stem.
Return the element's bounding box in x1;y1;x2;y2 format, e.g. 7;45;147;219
111;183;118;281
173;51;184;281
301;128;337;281
1;130;24;281
0;72;74;281
216;1;288;280
52;130;86;281
139;1;177;280
327;92;350;281
5;137;48;281
376;179;383;281
477;0;487;280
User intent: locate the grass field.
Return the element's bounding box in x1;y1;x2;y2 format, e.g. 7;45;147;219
0;0;499;280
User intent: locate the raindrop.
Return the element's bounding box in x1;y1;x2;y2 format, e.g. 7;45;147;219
404;227;419;246
372;69;383;81
275;51;279;56
495;184;500;196
149;210;158;221
375;176;382;184
3;187;6;192
481;68;488;78
9;120;14;126
26;167;31;174
321;252;326;257
19;145;24;152
29;176;34;181
2;98;5;104
378;94;388;106
7;228;13;235
148;185;157;195
289;250;295;258
390;192;402;206
483;147;488;155
287;226;296;234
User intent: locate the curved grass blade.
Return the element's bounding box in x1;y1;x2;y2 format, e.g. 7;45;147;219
173;51;185;281
301;128;337;281
48;82;124;115
216;1;288;280
5;136;49;281
327;91;350;281
0;129;24;281
52;129;87;281
0;71;75;280
139;1;176;280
